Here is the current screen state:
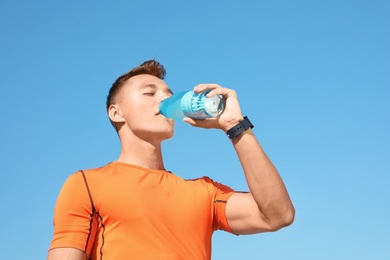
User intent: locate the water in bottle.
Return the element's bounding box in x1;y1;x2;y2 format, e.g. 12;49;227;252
159;90;225;120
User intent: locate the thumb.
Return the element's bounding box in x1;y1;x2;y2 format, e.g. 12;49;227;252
182;117;219;129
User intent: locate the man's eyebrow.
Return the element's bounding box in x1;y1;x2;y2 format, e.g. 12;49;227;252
140;83;158;89
140;84;173;94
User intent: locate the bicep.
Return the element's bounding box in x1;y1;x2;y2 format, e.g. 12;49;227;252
47;248;86;260
225;192;273;234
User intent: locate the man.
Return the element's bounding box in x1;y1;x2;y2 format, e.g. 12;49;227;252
47;60;294;259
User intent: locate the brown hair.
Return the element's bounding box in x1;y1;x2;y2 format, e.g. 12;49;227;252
106;59;166;111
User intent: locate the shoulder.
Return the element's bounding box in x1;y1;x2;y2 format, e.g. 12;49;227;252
58;163;111;193
185;176;234;193
70;163;115;181
79;162;113;175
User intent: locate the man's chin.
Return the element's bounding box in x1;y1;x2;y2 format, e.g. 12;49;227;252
149;129;174;142
161;131;174;141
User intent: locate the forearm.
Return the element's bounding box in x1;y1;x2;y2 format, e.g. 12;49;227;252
232;128;295;229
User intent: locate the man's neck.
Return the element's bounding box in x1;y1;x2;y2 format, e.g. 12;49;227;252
116;138;165;170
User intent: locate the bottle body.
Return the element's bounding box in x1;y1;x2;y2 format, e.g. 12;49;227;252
159;91;186;120
159;90;225;120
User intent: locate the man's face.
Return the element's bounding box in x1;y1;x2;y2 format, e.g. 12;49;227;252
114;74;175;142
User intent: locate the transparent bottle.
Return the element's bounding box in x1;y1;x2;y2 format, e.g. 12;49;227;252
159;90;225;120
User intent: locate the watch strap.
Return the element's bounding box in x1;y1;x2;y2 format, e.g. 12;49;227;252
226;116;254;140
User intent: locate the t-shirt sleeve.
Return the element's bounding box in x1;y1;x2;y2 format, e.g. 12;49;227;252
49;172;95;252
204;177;236;233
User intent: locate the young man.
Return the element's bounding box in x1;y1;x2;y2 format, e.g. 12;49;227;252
47;60;294;259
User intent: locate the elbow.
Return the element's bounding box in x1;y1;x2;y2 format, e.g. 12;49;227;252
268;206;295;232
283;206;295;227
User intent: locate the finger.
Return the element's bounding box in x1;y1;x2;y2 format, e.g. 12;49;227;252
193;84;221;93
193;84;235;101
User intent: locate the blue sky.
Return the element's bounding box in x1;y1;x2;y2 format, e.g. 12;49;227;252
1;1;389;259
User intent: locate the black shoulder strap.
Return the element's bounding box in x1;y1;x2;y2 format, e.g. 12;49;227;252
80;170;96;214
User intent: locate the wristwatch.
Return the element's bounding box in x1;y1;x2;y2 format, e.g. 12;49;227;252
226;116;254;140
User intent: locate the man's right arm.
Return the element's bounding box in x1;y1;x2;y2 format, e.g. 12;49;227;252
48;172;94;260
47;248;86;260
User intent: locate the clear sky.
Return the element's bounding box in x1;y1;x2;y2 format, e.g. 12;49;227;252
1;1;389;259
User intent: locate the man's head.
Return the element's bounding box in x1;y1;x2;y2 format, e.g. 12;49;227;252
106;60;166;116
106;60;174;141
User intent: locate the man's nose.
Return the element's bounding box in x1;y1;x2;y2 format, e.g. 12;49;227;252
160;91;173;102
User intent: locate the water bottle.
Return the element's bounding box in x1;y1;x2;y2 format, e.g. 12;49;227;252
159;90;225;120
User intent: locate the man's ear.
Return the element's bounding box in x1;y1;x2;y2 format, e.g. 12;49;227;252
108;104;126;123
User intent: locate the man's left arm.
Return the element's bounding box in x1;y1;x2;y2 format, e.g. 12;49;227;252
184;84;295;235
225;127;295;234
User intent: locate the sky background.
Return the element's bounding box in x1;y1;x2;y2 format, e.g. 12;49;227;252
1;1;389;259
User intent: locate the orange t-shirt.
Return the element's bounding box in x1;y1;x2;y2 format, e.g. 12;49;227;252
49;162;235;259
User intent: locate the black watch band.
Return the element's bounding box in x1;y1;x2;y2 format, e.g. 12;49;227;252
226;116;254;140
